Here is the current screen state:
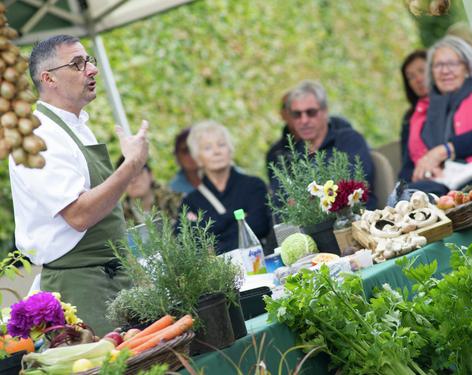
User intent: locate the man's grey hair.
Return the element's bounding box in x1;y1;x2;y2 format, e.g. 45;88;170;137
287;80;328;110
187;120;234;161
29;34;80;91
426;35;472;91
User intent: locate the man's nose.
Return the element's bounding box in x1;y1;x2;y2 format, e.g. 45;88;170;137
85;62;99;76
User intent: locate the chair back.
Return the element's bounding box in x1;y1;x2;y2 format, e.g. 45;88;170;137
370;150;396;208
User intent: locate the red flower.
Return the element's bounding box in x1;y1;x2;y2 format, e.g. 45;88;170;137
329;180;368;213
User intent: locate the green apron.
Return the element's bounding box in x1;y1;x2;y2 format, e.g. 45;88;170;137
37;103;131;336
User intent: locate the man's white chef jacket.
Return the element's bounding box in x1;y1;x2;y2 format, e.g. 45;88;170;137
9;101;98;265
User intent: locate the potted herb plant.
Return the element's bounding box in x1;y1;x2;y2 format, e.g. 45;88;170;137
107;209;244;354
268;138;366;253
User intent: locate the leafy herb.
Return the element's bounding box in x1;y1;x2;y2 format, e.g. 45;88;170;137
265;267;429;374
268;138;365;227
108;209;243;326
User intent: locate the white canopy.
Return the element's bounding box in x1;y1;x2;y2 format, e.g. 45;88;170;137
7;0;196;133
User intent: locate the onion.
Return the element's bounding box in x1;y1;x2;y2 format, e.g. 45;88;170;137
23;135;45;154
1;111;18;128
13;100;31;117
18;118;34;135
0;3;5;13
0;36;8;50
31;115;41;128
2;51;17;66
17;90;37;104
4;128;22;148
0;15;7;28
0;59;5;74
3;66;18;82
16;76;29;91
4;28;19;40
1;81;16;99
0;96;10;113
15;59;28;74
11;148;26;165
27;153;45;169
0;126;4;139
0;139;10;160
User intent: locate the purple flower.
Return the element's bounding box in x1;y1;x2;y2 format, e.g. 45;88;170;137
7;292;65;339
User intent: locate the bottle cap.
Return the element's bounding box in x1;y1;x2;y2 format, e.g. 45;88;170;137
233;209;245;220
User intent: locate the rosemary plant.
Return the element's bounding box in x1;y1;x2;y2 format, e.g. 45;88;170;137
268;137;366;227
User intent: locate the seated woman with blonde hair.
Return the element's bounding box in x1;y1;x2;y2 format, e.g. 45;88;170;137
177;120;272;255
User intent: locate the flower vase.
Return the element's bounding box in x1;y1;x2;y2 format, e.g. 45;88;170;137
333;207;360;256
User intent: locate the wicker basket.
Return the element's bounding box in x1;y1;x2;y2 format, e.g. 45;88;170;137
80;331;194;374
445;200;472;231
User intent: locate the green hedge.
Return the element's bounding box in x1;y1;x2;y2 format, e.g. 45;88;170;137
1;0;422;257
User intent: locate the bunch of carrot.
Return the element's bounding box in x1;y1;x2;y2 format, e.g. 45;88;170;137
116;314;193;355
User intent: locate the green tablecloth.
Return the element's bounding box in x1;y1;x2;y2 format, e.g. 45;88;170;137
180;229;472;375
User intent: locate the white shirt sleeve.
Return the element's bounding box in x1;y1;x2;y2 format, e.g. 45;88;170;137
12;120;88;218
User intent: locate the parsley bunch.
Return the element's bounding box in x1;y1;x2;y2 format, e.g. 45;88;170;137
265;267;429;375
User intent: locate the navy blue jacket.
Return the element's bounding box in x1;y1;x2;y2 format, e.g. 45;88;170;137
178;168;272;255
268;120;377;210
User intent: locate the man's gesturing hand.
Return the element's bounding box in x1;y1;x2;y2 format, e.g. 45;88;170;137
116;120;149;174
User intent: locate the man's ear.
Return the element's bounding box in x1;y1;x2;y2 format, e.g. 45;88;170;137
40;71;55;87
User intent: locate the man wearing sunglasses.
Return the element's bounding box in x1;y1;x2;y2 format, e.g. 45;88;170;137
272;80;377;209
9;35;149;335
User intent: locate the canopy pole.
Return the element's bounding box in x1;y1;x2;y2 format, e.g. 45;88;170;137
464;0;472;28
91;34;131;135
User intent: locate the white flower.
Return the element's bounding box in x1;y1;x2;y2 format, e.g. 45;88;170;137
307;181;324;197
348;188;364;206
320;197;332;213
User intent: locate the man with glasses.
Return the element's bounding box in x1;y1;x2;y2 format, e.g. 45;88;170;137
266;89;353;193
9;35;149;335
270;80;377;209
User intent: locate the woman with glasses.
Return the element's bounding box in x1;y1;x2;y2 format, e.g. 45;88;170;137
398;36;472;195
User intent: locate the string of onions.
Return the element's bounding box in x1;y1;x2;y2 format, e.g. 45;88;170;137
0;3;46;168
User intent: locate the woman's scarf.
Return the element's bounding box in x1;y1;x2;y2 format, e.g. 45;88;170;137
421;77;472;149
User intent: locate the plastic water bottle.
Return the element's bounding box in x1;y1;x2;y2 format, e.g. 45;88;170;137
234;209;266;275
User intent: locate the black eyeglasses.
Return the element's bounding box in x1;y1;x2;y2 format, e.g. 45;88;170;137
47;55;97;72
290;107;322;119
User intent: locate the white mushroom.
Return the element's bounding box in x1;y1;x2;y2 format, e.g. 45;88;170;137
410;191;429;209
370;220;402;238
406;208;437;228
400;222;417;233
395;200;411;215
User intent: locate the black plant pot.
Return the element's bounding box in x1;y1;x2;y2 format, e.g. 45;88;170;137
227;292;247;340
302;218;340;255
190;292;235;355
0;351;27;375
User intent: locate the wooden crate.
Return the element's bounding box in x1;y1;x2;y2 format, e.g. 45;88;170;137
352;216;453;250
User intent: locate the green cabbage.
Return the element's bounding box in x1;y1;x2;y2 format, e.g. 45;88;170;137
280;233;317;266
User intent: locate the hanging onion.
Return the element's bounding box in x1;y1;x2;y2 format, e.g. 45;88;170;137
1;111;17;128
11;147;26;165
13;100;31;117
27;153;46;169
0;96;10;113
18;117;34;135
4;128;22;148
0;81;16;99
0;138;9;159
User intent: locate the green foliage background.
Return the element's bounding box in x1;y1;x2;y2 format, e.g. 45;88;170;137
0;0;465;257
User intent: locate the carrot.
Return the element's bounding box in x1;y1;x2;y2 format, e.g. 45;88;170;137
131;314;193;355
129;315;175;341
116;333;156;350
117;315;174;350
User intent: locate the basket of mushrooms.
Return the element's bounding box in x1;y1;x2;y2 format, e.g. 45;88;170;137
352;191;453;263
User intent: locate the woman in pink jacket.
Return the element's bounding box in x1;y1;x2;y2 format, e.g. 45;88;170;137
399;36;472;195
